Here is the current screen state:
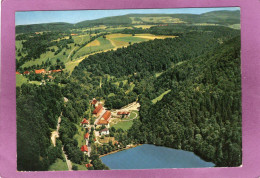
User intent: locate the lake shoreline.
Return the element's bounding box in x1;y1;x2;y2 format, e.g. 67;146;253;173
99;144;142;158
100;144;215;170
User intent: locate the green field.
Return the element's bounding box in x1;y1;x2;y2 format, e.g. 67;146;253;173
73;124;86;148
73;37;114;59
152;89;171;104
16;74;28;86
113;36;148;44
48;158;68;171
112;120;133;131
48;153;68;171
112;111;139;131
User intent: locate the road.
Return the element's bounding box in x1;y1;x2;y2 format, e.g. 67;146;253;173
62;146;72;171
50;112;73;171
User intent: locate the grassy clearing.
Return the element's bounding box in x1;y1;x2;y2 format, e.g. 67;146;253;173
228;24;241;30
16;74;28;86
113;36;148;44
152;89;171;104
73;124;86;148
133;25;156;29
112;111;139;131
127;111;139;120
135;34;177;40
15;40;24;50
48;153;68;171
112;120;134;131
22;45;71;68
73;37;114;59
106;33;131;39
108;93;115;97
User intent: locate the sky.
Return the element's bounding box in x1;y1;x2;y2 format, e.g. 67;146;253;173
15;7;240;26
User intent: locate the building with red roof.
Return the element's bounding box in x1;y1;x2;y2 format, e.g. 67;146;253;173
81;118;89;128
81;145;88;152
35;69;46;74
102;111;111;121
23;71;30;75
50;69;62;73
16;71;21;75
92;104;103;117
85;163;93;168
84;133;90;139
100;128;109;135
91;99;98;107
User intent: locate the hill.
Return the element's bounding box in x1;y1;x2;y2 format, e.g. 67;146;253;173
15;22;74;33
128;36;241;167
16;10;240;33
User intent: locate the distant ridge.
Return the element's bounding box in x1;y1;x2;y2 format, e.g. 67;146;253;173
15;10;240;33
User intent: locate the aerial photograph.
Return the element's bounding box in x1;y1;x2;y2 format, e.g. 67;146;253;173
15;7;241;171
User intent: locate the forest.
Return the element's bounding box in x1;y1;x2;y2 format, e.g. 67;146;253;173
128;36;241;167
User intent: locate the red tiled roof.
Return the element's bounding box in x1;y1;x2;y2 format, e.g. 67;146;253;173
23;71;30;75
97;120;108;125
71;33;78;36
84;133;89;139
102;111;111;120
16;71;21;75
85;163;93;168
35;69;46;74
51;69;62;73
93;104;103;114
81;118;89;124
81;145;88;152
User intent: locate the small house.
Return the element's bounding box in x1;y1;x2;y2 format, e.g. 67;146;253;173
35;69;46;74
81;145;88;153
81;118;90;128
84;132;90;140
100;128;109;136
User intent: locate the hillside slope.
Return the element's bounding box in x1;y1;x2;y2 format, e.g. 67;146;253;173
129;36;241;167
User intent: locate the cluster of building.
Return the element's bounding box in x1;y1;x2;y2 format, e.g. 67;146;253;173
80;118;91;159
91;98;111;130
16;69;62;75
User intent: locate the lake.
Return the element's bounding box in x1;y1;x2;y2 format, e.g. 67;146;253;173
101;144;215;169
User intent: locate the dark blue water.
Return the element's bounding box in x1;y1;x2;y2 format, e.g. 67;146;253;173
101;144;215;169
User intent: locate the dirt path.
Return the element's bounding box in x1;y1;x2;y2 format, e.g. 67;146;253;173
51;114;62;147
62;146;72;171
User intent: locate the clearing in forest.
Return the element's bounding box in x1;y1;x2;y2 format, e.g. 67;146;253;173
135;34;177;40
